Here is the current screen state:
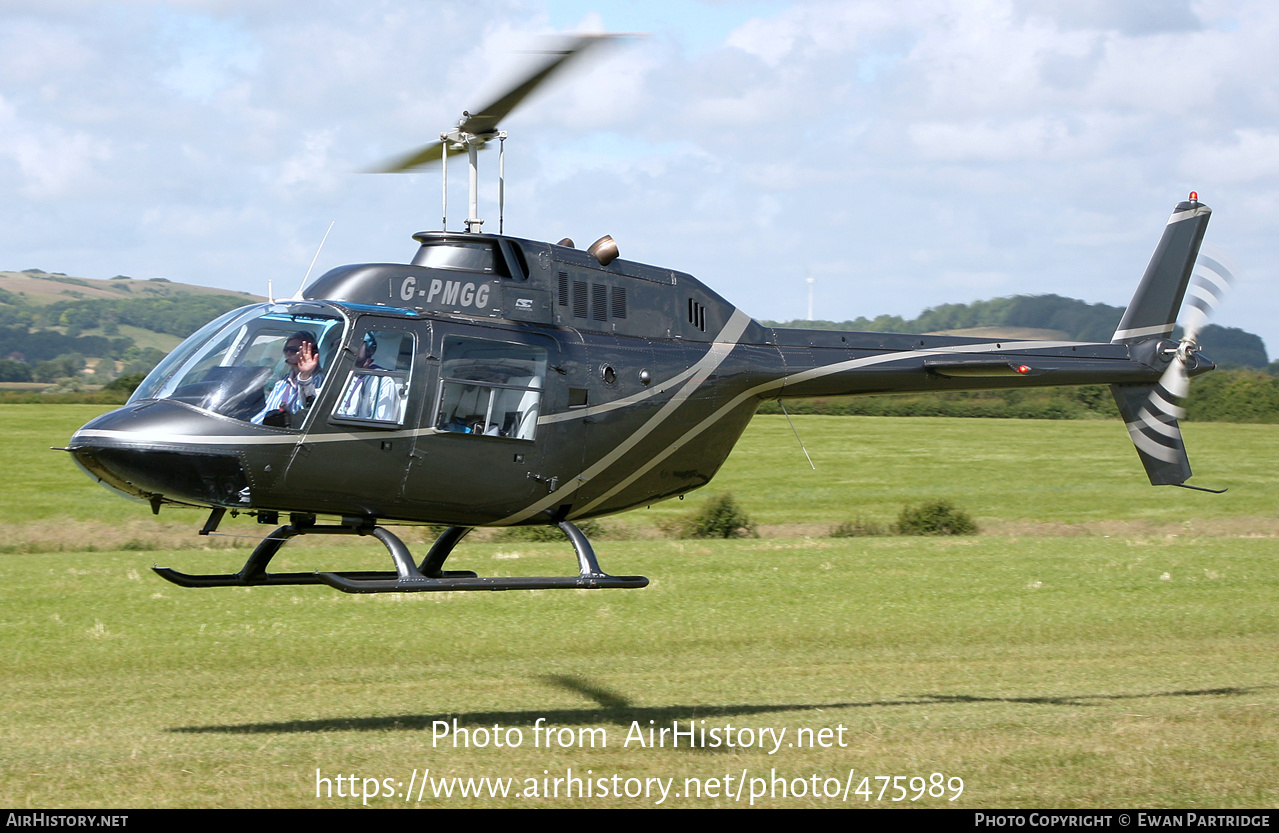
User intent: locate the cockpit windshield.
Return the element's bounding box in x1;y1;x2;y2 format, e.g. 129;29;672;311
129;305;345;427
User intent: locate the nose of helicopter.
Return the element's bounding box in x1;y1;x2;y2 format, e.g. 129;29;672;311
67;401;253;508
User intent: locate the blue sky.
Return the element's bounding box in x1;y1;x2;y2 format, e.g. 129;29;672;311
1;0;1274;355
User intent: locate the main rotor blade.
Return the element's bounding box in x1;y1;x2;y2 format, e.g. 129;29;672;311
458;34;617;136
369;34;620;174
369;139;462;174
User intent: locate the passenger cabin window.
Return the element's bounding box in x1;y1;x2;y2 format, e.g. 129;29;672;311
434;336;546;441
331;329;414;426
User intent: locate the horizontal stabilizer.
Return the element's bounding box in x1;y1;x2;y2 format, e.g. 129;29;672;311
1110;383;1191;486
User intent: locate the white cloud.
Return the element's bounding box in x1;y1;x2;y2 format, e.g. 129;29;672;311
1184;129;1279;183
0;0;1274;353
273;129;340;194
0;103;111;199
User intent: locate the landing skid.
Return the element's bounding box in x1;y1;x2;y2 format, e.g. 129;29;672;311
153;515;648;594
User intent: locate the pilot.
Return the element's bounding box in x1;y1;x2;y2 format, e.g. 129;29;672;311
252;330;324;425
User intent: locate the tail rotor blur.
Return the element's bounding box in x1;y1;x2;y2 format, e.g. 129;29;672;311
1110;195;1232;490
1148;246;1238;420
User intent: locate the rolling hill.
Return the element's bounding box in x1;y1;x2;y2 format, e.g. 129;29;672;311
0;269;261;383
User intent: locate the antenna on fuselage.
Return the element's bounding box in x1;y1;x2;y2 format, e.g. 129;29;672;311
367;34;624;233
291;220;335;300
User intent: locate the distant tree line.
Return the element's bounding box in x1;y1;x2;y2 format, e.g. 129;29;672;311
758;293;1276;422
764;293;1271;369
0;325;134;365
758;371;1279;424
0;294;249;340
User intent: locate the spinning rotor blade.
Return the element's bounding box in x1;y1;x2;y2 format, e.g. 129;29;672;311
1180;251;1235;344
372;139;455;173
458;34;616;135
371;34;619;174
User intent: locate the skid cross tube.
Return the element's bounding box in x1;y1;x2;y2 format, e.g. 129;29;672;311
153;518;647;594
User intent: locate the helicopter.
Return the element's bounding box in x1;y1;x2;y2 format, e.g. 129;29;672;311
65;36;1229;595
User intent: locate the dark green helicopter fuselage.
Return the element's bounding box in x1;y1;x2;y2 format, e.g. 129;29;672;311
70;216;1203;530
66;200;1215;592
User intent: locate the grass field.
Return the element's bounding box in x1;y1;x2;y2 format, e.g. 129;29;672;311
1;406;1276;808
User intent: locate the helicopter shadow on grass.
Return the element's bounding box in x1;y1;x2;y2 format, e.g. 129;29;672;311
168;675;1275;737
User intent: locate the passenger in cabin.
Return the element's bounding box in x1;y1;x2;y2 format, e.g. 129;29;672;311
336;332;400;421
355;331;381;370
252;330;324;426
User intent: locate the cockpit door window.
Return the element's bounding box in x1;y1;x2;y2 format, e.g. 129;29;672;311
331;328;415;427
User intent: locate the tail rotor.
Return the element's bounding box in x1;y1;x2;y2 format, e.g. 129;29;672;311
1148;246;1238;421
1110;195;1233;490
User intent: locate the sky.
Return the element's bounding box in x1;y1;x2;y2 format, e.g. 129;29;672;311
1;0;1275;356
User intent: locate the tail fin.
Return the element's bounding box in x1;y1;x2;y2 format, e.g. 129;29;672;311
1109;196;1212;487
1112;197;1211;344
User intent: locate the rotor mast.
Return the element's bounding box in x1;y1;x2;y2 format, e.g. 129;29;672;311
371;35;619;234
440;124;507;233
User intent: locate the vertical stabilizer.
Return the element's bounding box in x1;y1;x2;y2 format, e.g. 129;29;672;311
1112;197;1211;344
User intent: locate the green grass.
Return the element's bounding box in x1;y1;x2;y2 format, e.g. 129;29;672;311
1;539;1275;808
4;405;136;523
627;415;1277;533
7;406;1273;538
1;406;1276;807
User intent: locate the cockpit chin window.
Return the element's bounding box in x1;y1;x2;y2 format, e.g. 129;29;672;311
129;305;344;427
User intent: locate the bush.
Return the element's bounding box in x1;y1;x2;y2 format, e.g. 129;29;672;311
497;519;605;542
894;500;977;536
0;359;32;382
33;352;85;383
102;372;147;394
41;378;86;395
681;494;757;539
830;518;887;537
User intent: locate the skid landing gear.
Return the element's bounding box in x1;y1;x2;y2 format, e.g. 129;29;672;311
153;514;648;593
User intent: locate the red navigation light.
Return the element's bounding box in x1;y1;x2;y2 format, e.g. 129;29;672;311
1189;191;1199;202
1017;365;1031;374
